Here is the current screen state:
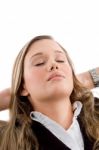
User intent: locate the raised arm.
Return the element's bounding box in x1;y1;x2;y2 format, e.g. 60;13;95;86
0;88;11;111
77;67;99;89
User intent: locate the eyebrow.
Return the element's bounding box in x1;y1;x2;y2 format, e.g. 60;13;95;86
55;50;65;54
30;50;65;60
31;52;43;58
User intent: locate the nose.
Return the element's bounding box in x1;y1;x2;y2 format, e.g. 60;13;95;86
47;61;59;72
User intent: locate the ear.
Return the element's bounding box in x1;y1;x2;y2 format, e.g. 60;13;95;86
21;84;29;96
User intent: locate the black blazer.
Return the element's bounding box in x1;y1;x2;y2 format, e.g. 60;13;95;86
32;97;99;150
32;117;94;150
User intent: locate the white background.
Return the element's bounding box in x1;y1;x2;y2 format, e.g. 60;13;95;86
0;0;99;120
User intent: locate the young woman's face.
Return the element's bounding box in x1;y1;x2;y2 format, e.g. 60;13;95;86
22;39;73;106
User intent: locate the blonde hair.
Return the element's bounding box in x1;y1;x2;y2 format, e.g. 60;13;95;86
0;35;99;150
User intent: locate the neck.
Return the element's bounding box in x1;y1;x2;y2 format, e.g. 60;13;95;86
33;98;73;129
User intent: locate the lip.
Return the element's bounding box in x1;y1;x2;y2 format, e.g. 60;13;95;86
47;72;65;81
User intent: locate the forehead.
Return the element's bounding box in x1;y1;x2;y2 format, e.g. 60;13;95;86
26;39;65;57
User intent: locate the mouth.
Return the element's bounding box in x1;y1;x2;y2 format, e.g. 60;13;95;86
47;73;65;81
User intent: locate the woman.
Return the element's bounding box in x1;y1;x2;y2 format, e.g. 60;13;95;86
0;35;99;150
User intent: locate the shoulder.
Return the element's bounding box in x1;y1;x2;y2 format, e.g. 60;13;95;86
0;121;7;135
0;121;8;145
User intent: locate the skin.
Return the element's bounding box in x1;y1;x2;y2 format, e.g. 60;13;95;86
22;39;74;129
0;88;11;111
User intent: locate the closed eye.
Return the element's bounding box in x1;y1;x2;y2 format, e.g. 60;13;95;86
35;62;45;66
56;60;65;63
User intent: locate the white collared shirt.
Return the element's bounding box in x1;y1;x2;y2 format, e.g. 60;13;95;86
30;101;84;150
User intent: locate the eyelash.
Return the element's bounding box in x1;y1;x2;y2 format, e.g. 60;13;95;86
35;62;45;66
56;60;65;63
35;60;65;67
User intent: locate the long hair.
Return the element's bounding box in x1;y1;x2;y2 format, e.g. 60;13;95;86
0;35;99;150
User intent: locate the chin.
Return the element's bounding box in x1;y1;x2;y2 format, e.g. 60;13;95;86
48;86;72;97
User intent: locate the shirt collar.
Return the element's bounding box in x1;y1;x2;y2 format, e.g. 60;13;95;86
30;101;82;122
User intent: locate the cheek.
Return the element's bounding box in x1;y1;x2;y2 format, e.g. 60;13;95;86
24;69;45;88
32;69;45;81
63;64;72;76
